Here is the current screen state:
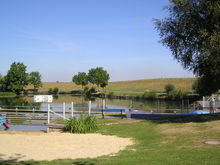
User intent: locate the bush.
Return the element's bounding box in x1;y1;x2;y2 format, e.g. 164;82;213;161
142;92;157;99
65;115;97;133
85;87;96;97
165;84;176;93
48;88;59;95
107;92;115;98
48;88;53;94
53;87;59;95
167;90;188;99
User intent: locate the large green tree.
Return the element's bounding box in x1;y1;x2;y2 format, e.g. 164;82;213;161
29;71;43;92
154;0;220;95
88;67;110;89
72;72;88;89
0;74;5;91
4;62;29;95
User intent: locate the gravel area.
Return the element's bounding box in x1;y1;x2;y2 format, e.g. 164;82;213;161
0;131;133;161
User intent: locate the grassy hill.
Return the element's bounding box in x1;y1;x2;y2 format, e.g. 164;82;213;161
107;78;195;92
27;78;195;93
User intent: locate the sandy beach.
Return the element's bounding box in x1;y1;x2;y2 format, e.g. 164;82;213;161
0;131;133;161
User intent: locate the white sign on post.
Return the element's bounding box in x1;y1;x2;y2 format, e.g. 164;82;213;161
33;95;53;103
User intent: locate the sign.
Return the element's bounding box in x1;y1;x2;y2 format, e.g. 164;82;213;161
33;95;53;103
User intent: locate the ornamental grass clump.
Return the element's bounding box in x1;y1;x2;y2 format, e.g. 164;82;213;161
65;115;97;133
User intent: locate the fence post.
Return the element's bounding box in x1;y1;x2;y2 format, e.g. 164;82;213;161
102;99;105;110
182;99;184;111
157;100;159;112
102;109;104;119
63;102;65;120
48;104;50;124
203;96;205;109
89;101;91;116
71;102;74;118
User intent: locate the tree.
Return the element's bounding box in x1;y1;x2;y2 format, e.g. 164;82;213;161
29;71;43;92
72;72;88;89
154;0;220;95
4;62;29;95
87;67;110;90
165;84;176;94
0;74;5;91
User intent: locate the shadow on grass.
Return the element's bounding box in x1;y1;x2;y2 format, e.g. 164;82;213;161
72;161;95;165
0;154;96;165
150;113;220;124
0;160;96;165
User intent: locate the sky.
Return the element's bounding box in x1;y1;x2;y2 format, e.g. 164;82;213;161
0;0;194;82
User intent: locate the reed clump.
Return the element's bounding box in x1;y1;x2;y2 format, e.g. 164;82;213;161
65;115;98;133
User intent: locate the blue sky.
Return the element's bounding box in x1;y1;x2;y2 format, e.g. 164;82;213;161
0;0;194;82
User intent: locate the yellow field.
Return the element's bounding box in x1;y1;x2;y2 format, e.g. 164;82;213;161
26;78;195;93
107;78;195;92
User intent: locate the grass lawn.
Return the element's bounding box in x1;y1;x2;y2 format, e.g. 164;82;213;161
1;115;220;165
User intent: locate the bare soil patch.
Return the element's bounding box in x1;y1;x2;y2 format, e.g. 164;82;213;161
0;131;133;161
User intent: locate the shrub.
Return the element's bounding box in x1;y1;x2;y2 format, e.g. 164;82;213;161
65;115;97;133
107;92;115;98
165;84;176;93
167;90;178;99
48;88;59;95
167;90;187;99
53;87;59;95
48;88;53;94
85;87;96;97
142;92;157;99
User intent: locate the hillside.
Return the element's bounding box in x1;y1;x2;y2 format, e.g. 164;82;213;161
27;78;195;93
107;78;195;92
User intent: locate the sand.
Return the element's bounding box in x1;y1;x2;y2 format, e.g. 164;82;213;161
0;131;133;161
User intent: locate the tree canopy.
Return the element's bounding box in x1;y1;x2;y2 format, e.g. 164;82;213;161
154;0;220;95
29;71;43;91
4;62;29;95
87;67;110;89
72;72;88;88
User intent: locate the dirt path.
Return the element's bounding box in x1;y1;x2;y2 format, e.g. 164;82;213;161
0;131;133;161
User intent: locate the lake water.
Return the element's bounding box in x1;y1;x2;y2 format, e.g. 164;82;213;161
0;95;196;131
0;95;194;112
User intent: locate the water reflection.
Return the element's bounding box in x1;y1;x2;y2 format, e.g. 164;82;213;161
0;95;194;113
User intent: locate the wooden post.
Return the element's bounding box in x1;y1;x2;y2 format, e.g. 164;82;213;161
89;101;91;116
63;102;65;120
71;102;74;118
203;96;205;109
48;104;50;124
121;109;123;119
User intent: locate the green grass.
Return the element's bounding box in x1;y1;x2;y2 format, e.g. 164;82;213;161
1;115;220;165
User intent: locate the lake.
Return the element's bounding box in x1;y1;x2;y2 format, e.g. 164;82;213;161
0;95;194;113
